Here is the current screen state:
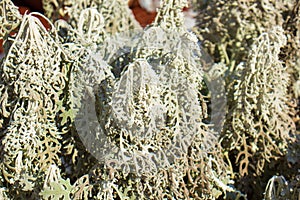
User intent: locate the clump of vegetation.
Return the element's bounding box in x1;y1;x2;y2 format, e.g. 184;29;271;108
0;0;21;40
0;11;66;198
0;0;298;199
194;0;299;199
193;0;295;70
222;26;294;176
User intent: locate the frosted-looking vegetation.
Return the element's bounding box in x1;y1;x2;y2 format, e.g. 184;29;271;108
0;0;299;199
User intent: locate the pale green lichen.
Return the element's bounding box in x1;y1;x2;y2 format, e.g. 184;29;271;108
40;165;92;199
87;0;239;199
1;0;298;199
153;0;188;30
0;12;66;197
194;1;299;198
64;0;141;34
0;0;21;40
0;0;242;198
194;0;295;71
221;27;295;176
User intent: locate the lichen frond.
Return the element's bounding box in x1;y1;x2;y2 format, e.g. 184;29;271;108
0;13;66;192
154;0;188;30
0;0;21;40
222;26;296;176
65;0;141;34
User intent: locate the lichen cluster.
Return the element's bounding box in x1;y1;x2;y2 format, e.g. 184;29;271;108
221;26;295;176
194;0;299;199
0;0;298;199
0;0;21;40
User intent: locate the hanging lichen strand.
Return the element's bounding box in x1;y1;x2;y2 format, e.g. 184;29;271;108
153;0;188;30
221;27;295;176
0;0;21;40
81;0;244;199
194;0;295;71
193;1;299;199
0;13;66;198
65;0;141;34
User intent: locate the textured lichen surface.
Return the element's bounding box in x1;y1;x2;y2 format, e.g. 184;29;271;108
0;0;299;199
194;0;299;199
0;12;66;198
221;26;295;176
0;0;21;40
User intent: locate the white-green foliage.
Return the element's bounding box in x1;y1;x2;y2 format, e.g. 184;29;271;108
64;0;141;34
222;27;295;176
264;175;289;200
0;0;21;40
0;13;65;192
195;1;299;198
40;165;92;199
0;0;248;199
153;0;188;30
52;7;116;182
76;8;106;45
86;0;238;199
194;0;296;70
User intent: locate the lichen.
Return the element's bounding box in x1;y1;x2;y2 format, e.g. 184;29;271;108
0;0;297;199
0;12;65;196
194;0;295;71
0;0;21;40
221;27;295;176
